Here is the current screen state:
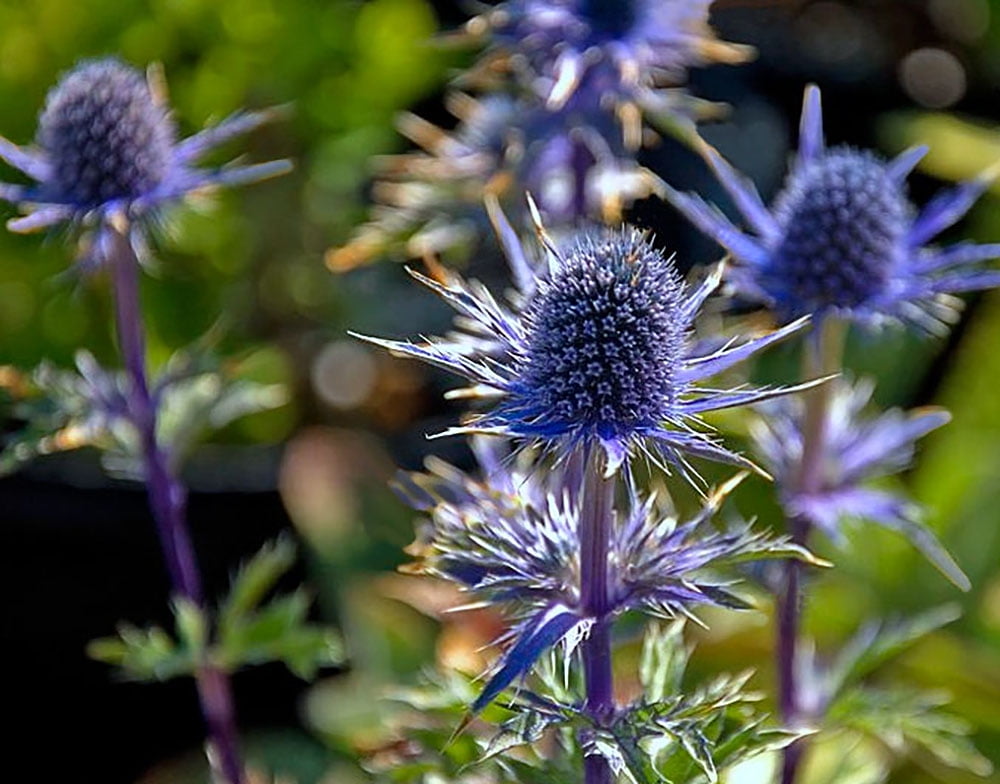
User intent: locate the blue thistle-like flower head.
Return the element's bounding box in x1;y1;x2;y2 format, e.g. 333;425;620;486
752;378;969;590
396;442;820;713
664;85;1000;332
37;60;175;209
516;229;687;448
328;92;659;269
0;58;289;261
472;0;750;114
356;204;819;477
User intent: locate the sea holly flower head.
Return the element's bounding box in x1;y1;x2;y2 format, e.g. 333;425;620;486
0;57;290;264
396;445;821;714
327;92;660;269
468;0;751;120
751;378;969;590
356;202;816;478
664;85;1000;332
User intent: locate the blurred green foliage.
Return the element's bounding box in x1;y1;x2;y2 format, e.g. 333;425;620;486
0;0;448;423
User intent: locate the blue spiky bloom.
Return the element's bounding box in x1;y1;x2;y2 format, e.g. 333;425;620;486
329;91;660;269
396;442;818;713
664;85;1000;332
0;58;290;263
469;0;750;118
751;378;969;590
357;207;817;476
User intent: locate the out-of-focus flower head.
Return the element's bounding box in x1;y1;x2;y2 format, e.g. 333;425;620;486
396;442;819;713
465;0;751;123
327;90;662;271
0;58;290;266
751;378;969;590
664;85;1000;333
356;204;818;478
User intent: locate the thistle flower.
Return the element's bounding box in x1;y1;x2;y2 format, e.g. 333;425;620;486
751;378;969;590
327;92;660;270
357;205;815;477
467;0;751;120
0;58;289;263
396;445;818;713
663;85;1000;332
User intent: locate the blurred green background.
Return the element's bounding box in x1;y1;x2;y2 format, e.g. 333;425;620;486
1;1;1000;783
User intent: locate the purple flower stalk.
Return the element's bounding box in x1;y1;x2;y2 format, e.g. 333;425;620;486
0;58;290;784
663;85;1000;333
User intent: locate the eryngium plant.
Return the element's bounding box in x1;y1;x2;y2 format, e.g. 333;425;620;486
0;58;338;784
666;84;998;784
664;86;1000;332
329;0;747;268
391;441;821;782
359;209;832;784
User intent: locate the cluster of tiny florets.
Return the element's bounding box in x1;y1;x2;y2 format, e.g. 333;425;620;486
769;148;909;316
520;229;685;440
38;59;173;208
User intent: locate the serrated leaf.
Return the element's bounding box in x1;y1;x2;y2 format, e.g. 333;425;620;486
0;346;286;479
481;707;567;761
218;538;298;638
639;621;690;703
215;541;343;678
829;685;992;776
87;622;197;682
826;605;961;697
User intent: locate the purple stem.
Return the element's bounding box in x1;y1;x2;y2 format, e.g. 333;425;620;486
571;136;596;221
108;225;246;784
777;318;844;784
579;451;615;784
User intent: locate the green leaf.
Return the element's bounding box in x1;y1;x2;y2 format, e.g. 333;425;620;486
215;540;343;679
218;537;298;637
0;345;286;479
828;685;993;777
639;621;690;703
89;539;341;682
87;620;199;682
482;708;567;761
607;624;785;784
826;605;962;696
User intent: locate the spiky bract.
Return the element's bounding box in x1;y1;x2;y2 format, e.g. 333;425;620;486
396;444;816;713
468;0;750;119
752;378;968;589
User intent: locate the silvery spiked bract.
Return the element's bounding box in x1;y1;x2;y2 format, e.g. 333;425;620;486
396;442;820;713
664;86;1000;332
0;58;289;265
752;378;968;589
357;205;817;478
